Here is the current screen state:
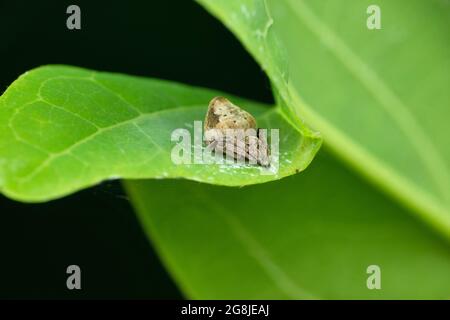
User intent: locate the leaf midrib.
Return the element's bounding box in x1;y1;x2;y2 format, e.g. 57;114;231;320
14;105;205;184
287;0;449;203
191;187;318;299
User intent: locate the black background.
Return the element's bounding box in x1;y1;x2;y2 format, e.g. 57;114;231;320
0;0;272;298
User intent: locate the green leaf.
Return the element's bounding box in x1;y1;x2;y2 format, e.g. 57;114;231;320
196;0;450;238
125;150;450;299
0;65;321;202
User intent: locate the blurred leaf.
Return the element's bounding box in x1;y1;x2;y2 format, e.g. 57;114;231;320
197;0;450;238
0;65;321;202
125;150;450;299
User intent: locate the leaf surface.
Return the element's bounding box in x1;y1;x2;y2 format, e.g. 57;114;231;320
197;0;450;238
0;65;321;202
125;150;450;299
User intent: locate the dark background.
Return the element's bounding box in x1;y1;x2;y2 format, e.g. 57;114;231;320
0;0;272;298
